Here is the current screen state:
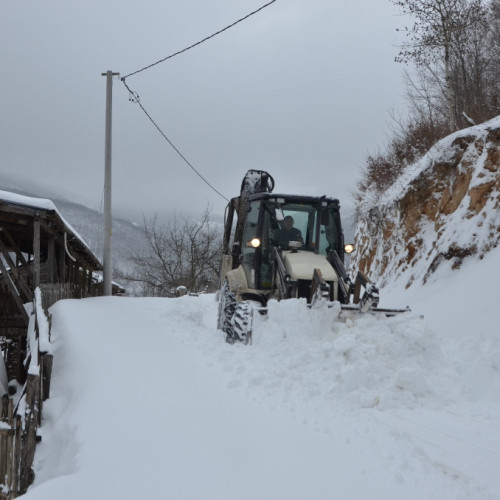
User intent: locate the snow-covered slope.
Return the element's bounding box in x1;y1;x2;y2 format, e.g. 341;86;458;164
20;242;500;499
352;115;500;289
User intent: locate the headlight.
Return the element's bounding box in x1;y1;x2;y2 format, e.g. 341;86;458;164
344;243;355;254
247;238;261;248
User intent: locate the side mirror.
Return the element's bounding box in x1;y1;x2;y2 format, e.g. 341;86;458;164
275;207;285;222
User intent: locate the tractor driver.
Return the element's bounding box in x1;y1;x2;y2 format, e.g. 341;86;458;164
274;215;303;249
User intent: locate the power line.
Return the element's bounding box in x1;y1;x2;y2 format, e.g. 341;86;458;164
121;79;230;202
121;0;277;80
119;1;277;202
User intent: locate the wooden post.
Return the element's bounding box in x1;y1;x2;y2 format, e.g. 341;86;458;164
59;241;65;283
0;396;14;499
47;236;55;283
33;216;40;289
41;353;53;402
87;269;92;296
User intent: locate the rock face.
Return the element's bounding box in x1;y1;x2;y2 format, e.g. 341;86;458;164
352;116;500;289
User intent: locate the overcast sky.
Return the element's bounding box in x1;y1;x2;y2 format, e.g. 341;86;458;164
1;0;407;223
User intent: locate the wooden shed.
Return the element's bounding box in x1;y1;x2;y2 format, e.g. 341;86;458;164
0;190;103;371
0;190;105;497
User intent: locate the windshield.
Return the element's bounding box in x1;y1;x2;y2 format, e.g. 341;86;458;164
263;200;341;255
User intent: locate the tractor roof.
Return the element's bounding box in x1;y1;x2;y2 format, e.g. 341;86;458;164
247;192;341;207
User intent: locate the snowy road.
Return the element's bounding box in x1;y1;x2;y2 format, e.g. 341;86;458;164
22;293;500;499
376;409;500;492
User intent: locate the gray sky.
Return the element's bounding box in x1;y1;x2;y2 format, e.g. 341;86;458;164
1;0;407;223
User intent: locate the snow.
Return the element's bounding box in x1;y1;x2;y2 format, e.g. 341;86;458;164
0;190;58;213
353;116;500;292
20;244;500;499
34;288;52;355
379;114;500;208
26;313;39;377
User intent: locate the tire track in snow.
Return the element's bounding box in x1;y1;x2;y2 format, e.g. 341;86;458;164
374;409;500;499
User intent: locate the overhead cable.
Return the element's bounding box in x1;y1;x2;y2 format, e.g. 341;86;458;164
121;79;229;202
121;0;277;80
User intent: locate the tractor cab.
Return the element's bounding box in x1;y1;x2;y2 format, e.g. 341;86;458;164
239;193;346;295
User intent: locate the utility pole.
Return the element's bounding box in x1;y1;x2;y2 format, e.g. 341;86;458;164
101;70;119;296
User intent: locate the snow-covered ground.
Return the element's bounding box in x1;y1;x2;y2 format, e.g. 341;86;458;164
22;246;500;499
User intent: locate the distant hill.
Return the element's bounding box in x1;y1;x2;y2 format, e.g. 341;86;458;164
53;198;147;280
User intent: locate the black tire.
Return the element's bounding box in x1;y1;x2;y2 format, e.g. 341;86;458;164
230;301;256;345
217;280;256;344
217;279;236;341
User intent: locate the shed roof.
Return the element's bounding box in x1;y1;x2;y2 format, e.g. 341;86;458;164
0;190;102;271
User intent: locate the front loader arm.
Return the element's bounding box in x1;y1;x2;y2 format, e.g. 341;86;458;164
352;271;380;312
271;246;296;299
310;268;331;306
328;250;383;313
327;250;353;304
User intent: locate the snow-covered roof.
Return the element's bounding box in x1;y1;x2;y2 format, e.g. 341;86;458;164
0;190;102;270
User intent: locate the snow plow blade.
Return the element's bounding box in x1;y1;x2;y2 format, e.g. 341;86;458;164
341;270;410;316
339;304;411;316
311;266;410;316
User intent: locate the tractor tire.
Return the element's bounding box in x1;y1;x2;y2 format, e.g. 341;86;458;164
217;279;236;340
230;300;257;345
217;280;257;344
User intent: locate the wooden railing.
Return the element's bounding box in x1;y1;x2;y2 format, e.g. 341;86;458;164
40;282;83;309
0;288;53;499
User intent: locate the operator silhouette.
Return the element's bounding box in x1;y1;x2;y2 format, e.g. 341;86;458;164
274;215;303;249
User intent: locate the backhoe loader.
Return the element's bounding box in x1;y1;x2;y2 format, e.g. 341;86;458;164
217;170;408;343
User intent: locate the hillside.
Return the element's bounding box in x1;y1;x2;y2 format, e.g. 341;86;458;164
352;115;500;289
53;198;147;288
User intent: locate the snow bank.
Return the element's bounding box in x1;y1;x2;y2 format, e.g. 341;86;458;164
217;301;439;413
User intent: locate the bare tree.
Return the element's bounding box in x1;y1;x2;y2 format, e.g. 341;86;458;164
485;0;500;114
355;0;498;208
392;0;488;130
125;208;222;296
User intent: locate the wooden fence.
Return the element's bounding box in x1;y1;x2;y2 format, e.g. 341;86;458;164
0;288;53;499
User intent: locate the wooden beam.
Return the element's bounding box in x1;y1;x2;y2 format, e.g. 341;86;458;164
0;227;29;268
47;236;55;284
33;216;40;289
0;201;41;218
59;240;65;283
0;258;28;326
0;239;33;301
0;323;27;332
